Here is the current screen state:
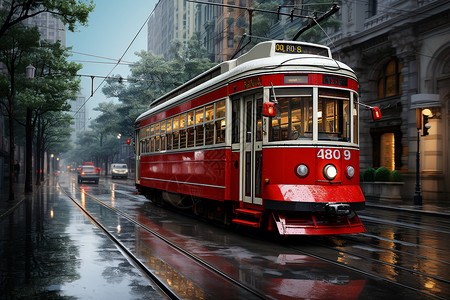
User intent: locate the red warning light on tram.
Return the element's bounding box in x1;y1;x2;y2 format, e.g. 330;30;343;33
263;102;277;117
371;107;382;121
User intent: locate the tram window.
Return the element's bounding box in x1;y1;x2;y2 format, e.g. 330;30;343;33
155;136;160;152
270;94;313;141
150;137;155;152
188;111;194;127
195;107;205;147
167;118;172;132
196;124;204;146
179;113;187;148
167;132;173;150
173;131;179;149
155;122;160;135
318;89;350;141
205;122;214;145
161;120;166;134
180;113;186;129
246;101;252;143
216;119;226;143
256;99;263;141
232;99;240;143
180;129;187;148
216;99;226;118
353;94;359;144
146;139;150;153
205;104;214;121
187;127;195;147
161;135;166;151
145;127;150;137
195;107;204;124
150;124;154;136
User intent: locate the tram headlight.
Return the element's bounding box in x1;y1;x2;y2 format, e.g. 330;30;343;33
323;164;337;180
345;166;355;179
295;164;309;178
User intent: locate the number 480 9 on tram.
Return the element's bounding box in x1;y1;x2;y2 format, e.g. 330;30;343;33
133;40;376;235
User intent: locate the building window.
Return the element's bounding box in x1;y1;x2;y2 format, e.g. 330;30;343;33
371;126;402;170
368;0;377;17
378;58;402;98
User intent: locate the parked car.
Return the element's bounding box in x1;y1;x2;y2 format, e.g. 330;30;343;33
111;163;128;179
78;165;99;184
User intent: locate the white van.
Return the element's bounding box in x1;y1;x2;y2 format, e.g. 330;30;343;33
111;163;128;179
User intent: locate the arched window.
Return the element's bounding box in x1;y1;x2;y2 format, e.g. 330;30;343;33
378;58;402;98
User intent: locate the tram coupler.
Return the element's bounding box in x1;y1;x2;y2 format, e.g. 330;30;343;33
326;203;351;216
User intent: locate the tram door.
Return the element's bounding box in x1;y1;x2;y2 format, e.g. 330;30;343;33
135;128;140;184
243;95;263;205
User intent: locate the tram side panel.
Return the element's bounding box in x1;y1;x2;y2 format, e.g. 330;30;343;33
139;149;232;202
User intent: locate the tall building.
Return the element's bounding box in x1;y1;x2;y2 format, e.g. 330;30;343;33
71;95;87;141
22;11;66;45
326;0;450;201
147;0;196;58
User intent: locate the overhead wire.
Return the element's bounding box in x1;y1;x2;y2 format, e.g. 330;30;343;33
72;12;152;117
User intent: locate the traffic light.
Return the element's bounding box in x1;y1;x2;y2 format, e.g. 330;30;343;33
126;138;131;145
422;108;431;136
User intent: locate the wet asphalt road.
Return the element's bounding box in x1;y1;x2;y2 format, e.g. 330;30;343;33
1;174;449;299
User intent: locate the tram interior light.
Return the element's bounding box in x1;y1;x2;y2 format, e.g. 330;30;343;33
263;102;277;117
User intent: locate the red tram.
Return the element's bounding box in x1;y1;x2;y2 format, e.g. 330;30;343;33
134;40;367;235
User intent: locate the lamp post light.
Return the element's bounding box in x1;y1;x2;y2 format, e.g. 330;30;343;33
26;64;35;80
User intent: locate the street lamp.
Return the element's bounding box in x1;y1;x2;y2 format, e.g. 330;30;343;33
26;64;35;80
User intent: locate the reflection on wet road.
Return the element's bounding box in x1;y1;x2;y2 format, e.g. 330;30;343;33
3;173;449;299
0;178;164;299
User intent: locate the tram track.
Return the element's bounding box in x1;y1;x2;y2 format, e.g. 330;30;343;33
59;182;269;300
282;212;450;299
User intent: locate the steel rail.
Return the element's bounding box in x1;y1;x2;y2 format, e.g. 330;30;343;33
288;245;446;300
66;184;269;300
59;184;180;300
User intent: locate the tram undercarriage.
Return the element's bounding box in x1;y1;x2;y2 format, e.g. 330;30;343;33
139;186;365;236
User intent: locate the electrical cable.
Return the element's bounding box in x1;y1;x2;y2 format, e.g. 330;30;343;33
73;11;152;117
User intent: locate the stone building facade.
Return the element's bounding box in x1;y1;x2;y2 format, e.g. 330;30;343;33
331;0;450;201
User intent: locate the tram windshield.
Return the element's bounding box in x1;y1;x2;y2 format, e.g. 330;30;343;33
318;89;350;142
269;88;355;143
270;88;313;141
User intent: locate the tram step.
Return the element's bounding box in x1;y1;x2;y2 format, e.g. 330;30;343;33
232;219;261;228
234;208;263;217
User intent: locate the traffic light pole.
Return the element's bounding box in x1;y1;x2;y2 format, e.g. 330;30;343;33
414;129;423;205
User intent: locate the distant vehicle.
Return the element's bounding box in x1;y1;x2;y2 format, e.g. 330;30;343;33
78;165;99;184
111;163;128;179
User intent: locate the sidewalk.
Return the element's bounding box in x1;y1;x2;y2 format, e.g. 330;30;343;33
365;196;450;218
0;176;166;299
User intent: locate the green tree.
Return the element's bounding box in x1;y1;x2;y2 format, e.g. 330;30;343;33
15;40;81;191
0;24;40;199
91;36;217;166
0;1;92;199
0;0;94;39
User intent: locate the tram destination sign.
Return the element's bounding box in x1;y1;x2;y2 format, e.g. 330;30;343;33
323;75;348;87
275;43;329;57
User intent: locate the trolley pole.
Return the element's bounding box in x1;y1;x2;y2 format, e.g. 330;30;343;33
413;129;422;205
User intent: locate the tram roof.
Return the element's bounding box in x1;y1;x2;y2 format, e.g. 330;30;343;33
136;40;355;124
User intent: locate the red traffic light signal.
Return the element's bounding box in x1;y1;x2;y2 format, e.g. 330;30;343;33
126;139;131;145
